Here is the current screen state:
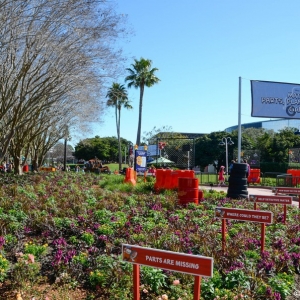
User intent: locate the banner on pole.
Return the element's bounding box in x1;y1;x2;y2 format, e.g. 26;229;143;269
251;80;300;118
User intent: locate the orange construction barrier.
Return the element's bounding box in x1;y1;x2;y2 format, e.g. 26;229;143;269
154;169;172;190
287;169;300;186
248;168;261;184
123;167;136;186
178;177;199;206
170;170;195;189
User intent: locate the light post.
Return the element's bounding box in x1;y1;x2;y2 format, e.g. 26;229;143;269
63;138;67;171
219;137;234;180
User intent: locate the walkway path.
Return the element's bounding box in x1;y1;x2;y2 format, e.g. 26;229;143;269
200;184;300;207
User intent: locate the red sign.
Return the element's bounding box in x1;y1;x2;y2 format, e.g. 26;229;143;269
273;187;300;194
122;244;213;277
215;207;273;224
249;194;292;205
158;142;166;150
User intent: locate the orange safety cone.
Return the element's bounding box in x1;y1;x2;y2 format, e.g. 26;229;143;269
123;168;136;185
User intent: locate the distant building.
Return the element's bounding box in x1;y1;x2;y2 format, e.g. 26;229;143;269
225;119;300;133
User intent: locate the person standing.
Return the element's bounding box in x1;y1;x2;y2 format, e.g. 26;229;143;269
243;159;251;186
228;160;235;175
218;166;225;186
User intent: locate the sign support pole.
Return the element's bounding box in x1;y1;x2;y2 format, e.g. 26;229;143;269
222;219;226;252
237;76;242;163
133;264;140;300
284;205;287;224
261;223;265;254
193;276;201;300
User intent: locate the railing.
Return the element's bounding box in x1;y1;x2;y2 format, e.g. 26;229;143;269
195;171;300;187
196;172;218;184
276;174;300;187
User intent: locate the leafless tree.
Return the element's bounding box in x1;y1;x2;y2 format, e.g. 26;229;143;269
0;0;127;173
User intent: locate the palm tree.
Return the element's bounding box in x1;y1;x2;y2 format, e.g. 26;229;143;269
106;83;132;171
125;58;160;145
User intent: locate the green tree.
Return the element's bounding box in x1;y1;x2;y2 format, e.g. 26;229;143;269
195;131;236;170
125;58;160;145
106;83;132;171
74;136;131;162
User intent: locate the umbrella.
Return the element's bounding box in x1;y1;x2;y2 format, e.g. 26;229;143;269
147;157;174;165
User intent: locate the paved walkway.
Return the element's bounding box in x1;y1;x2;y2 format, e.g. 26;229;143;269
200;184;300;207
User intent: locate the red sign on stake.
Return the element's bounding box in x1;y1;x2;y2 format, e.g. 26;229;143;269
249;194;292;205
122;244;213;277
273;187;300;194
215;207;273;224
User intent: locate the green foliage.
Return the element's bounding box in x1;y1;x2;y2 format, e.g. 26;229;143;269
0;254;9;282
141;266;167;293
0;172;299;298
80;232;95;247
12;254;41;290
268;272;294;299
24;241;48;259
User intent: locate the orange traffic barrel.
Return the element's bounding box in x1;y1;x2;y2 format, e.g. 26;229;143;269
178;177;199;206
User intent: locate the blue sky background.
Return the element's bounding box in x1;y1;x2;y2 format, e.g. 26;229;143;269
87;0;300;145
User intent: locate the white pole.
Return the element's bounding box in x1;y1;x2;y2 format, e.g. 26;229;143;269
125;147;127;165
238;76;242;163
225;139;228;180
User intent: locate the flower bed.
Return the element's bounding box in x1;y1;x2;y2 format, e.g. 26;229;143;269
0;172;299;299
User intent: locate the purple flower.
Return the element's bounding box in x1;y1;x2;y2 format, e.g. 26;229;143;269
226;261;244;273
134;224;142;233
279;251;290;262
24;226;32;234
93;223;100;230
77;215;85;223
257;259;275;272
98;235;108;241
273;292;281;300
291;252;300;267
273;238;285;250
266;287;272;296
150;203;162;211
291;237;300;245
53;237;67;248
0;236;5;248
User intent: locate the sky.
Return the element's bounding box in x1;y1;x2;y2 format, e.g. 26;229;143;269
86;0;300;145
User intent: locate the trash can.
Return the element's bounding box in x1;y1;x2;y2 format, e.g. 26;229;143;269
23;165;29;172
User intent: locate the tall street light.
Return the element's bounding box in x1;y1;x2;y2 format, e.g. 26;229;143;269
219;137;234;180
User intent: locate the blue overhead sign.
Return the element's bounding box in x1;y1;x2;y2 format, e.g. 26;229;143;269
251;80;300;118
138;145;158;157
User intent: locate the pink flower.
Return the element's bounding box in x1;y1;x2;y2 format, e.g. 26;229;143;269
27;254;35;264
173;279;180;285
